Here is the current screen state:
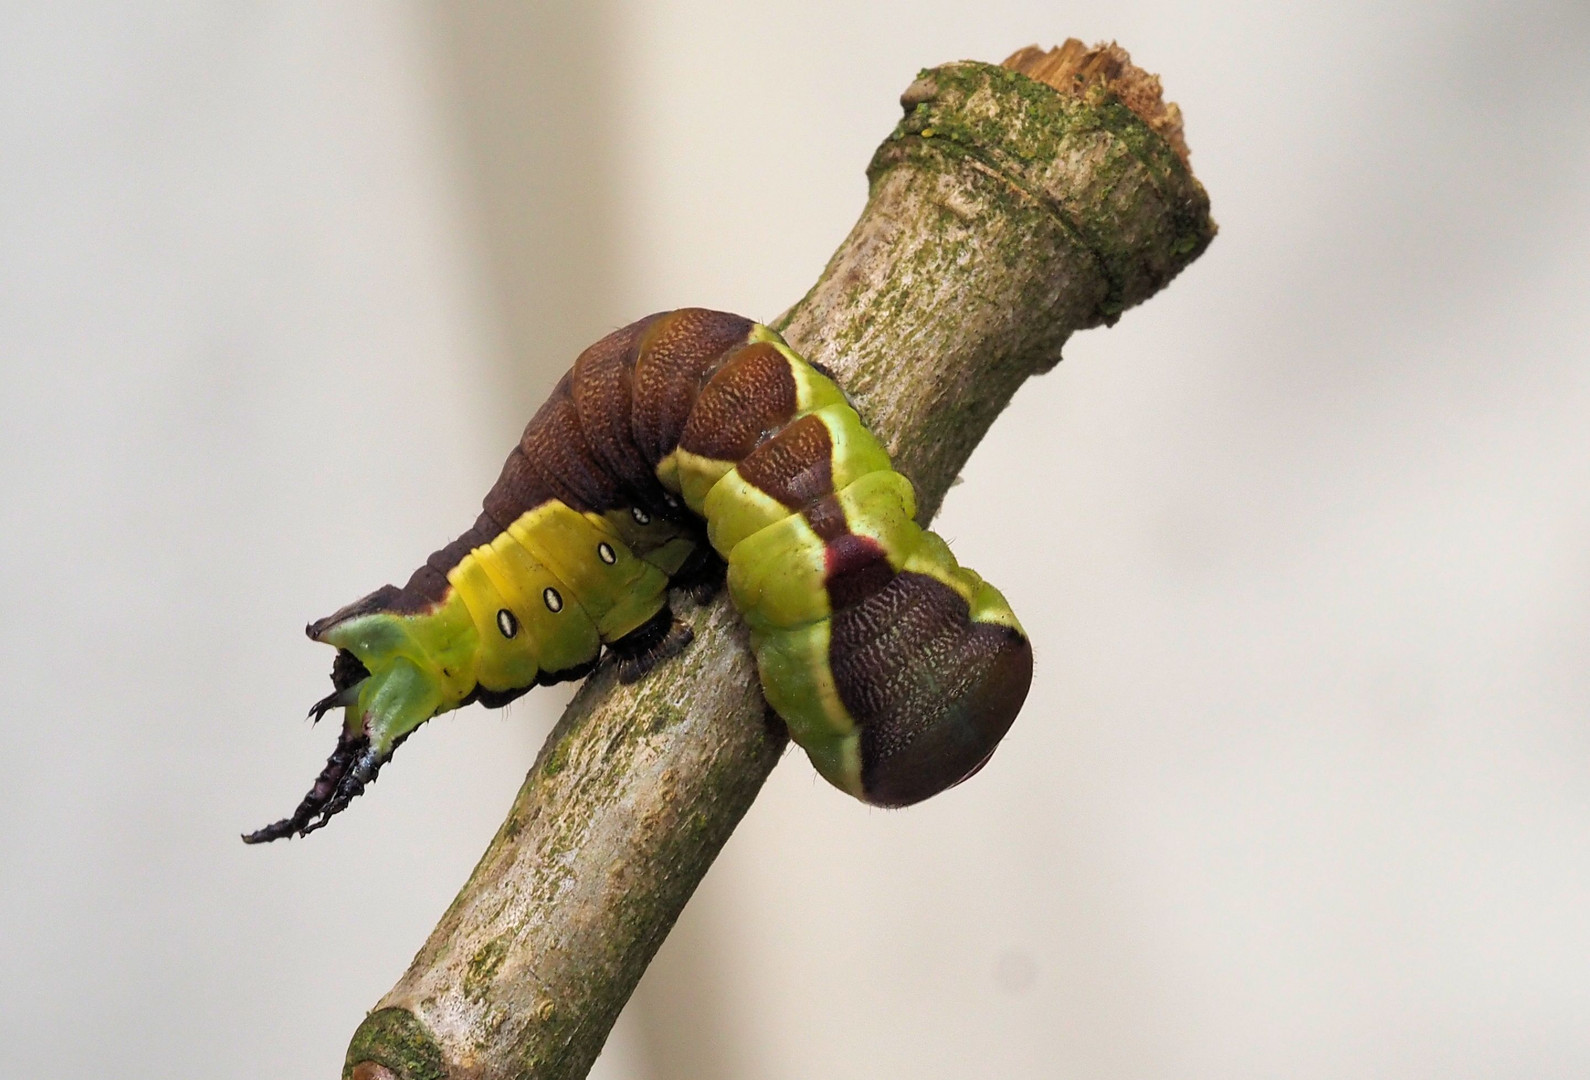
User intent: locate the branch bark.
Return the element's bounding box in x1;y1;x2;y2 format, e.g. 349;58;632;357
344;40;1215;1080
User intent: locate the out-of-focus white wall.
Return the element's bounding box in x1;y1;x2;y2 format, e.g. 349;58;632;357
2;2;1587;1079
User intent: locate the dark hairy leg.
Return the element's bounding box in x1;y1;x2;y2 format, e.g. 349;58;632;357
606;605;695;683
669;544;727;605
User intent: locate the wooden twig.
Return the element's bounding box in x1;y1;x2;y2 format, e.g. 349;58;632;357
344;41;1215;1080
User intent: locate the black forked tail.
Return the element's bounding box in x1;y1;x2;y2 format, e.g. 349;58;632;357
242;728;383;843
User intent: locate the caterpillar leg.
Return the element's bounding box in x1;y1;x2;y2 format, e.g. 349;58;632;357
608;605;695;683
671;545;727;605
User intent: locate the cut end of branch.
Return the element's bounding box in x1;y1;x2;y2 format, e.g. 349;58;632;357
1003;40;1191;166
343;1008;445;1080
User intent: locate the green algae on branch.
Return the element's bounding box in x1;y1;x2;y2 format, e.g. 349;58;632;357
344;1009;445;1080
464;939;510;1002
345;40;1213;1080
871;59;1213;332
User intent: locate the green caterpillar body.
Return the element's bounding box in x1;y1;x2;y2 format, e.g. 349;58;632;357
246;310;1032;843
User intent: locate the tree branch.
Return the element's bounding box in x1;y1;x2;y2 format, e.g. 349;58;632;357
344;40;1215;1080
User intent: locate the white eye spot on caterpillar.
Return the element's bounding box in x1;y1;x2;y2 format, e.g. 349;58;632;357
543;587;563;613
496;609;518;638
631;507;651;525
664;494;679;509
597;542;617;565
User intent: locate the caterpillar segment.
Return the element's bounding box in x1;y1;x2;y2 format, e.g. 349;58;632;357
246;310;1032;843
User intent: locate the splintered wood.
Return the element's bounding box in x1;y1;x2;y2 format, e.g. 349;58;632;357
1004;39;1191;166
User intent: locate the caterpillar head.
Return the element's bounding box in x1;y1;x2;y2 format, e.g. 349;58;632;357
826;570;1033;807
242;586;469;843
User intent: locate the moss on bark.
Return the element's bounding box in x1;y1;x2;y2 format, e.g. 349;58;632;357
344;1008;446;1080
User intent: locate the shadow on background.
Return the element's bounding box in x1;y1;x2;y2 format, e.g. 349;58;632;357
424;6;744;1078
428;1;622;441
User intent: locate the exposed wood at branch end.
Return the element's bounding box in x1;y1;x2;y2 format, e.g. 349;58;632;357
1004;39;1192;167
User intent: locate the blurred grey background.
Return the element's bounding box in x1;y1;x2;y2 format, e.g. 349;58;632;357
2;2;1588;1077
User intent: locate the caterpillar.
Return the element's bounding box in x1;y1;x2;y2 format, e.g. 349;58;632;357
245;310;1032;843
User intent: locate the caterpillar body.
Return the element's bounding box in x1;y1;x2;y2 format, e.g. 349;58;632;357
246;310;1032;843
